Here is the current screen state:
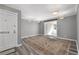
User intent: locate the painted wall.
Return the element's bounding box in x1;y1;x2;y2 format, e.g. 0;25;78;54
77;5;79;54
21;19;39;38
39;22;44;35
57;15;77;40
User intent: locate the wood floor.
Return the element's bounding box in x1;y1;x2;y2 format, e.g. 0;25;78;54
0;35;78;55
15;35;78;55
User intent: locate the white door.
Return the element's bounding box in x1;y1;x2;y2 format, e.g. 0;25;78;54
0;9;18;52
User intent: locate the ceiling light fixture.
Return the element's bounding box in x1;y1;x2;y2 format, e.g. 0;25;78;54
52;11;59;15
52;10;59;16
52;10;64;20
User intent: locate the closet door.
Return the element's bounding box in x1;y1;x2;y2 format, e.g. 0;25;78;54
0;9;18;52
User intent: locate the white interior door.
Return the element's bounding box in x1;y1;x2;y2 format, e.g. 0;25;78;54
0;9;18;52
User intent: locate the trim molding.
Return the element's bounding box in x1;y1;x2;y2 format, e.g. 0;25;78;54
21;34;41;39
16;44;22;47
74;41;78;55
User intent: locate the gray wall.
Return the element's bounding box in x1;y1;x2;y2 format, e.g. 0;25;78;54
39;22;44;35
57;15;77;40
21;19;39;38
77;5;79;54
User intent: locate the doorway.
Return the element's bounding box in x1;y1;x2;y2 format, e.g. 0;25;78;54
44;20;57;36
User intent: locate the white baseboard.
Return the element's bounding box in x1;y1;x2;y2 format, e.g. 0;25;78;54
21;34;41;39
16;44;22;47
0;49;15;55
75;40;79;55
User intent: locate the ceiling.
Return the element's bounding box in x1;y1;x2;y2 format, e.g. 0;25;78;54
5;4;77;22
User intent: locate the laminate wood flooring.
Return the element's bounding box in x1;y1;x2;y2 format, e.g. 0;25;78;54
15;35;78;55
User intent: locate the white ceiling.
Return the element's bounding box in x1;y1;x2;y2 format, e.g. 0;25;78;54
5;4;77;22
